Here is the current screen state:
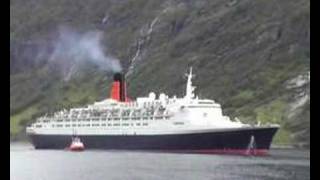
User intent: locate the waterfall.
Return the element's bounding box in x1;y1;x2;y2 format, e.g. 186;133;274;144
126;7;170;77
131;40;142;65
102;14;109;24
64;64;76;82
146;17;159;41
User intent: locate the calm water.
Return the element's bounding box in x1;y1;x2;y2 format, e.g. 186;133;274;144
10;142;310;180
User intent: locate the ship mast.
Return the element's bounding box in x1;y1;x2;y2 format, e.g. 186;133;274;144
185;67;196;99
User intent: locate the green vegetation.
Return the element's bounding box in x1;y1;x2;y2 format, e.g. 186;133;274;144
254;100;292;144
10;106;38;137
10;0;309;147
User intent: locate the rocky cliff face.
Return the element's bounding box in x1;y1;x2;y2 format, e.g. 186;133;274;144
10;0;310;147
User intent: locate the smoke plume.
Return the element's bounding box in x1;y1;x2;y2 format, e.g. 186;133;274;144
49;26;122;80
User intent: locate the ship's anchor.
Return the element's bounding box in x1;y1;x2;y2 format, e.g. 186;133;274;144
246;135;256;156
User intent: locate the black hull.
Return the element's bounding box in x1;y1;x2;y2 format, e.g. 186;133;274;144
28;127;278;155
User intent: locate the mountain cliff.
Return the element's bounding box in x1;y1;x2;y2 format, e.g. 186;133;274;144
10;0;310;147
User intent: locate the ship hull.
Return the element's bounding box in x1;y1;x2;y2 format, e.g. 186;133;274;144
28;127;278;155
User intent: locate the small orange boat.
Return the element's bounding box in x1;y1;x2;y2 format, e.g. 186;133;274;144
69;137;84;151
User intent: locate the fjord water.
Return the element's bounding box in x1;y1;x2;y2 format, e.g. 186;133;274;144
10;143;310;180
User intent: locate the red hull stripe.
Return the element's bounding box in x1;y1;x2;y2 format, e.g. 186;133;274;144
161;149;269;156
69;147;84;151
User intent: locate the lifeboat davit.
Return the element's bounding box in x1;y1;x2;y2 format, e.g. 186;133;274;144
69;137;84;151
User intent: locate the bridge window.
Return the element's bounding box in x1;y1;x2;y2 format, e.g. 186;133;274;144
198;102;213;104
187;106;213;108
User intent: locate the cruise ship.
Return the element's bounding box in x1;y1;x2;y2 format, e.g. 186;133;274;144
26;68;279;155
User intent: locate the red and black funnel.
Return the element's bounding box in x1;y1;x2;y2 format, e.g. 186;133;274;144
110;73;128;102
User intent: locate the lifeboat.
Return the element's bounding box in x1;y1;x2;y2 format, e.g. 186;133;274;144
69;137;84;151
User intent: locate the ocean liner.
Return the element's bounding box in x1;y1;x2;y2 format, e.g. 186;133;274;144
26;68;279;155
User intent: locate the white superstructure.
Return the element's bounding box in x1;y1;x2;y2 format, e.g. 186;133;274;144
27;68;272;136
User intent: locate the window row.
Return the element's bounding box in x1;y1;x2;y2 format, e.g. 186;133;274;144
35;123;149;128
52;116;169;122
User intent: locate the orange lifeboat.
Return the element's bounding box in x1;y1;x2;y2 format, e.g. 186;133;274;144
69;137;84;151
